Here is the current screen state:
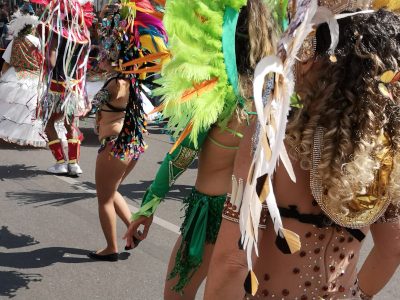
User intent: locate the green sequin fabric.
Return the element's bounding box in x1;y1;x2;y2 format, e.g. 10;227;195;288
168;187;226;294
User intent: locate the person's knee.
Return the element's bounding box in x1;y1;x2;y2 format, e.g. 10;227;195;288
45;121;55;132
97;195;116;207
64;123;73;133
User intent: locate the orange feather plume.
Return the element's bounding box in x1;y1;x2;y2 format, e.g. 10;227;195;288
147;77;218;114
134;21;149;29
149;104;165;114
180;77;218;104
169;122;193;154
122;65;162;74
121;51;171;68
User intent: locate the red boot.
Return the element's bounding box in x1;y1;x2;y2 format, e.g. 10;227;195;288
67;133;83;175
47;139;68;174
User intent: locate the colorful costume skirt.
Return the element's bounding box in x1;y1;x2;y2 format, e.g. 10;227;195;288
38;90;85;123
0;67;66;147
98;136;146;161
168;187;226;294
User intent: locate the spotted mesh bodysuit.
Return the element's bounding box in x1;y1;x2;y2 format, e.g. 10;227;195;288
222;127;399;300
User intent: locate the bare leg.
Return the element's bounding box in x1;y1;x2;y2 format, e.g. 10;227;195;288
44;113;58;141
115;158;139;227
113;192;132;228
64;118;75;140
164;235;215;300
95;144;134;255
121;158;138;183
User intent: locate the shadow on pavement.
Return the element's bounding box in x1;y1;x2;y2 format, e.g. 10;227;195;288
118;252;131;260
0;165;47;181
79;180;193;202
145;121;168;136
0;226;39;249
0;247;92;269
6;190;90;207
0;270;42;298
117;180;193;202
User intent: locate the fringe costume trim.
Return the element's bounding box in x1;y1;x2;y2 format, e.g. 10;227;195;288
168;187;226;294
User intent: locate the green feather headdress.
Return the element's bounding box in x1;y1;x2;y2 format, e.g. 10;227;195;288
152;0;287;151
152;0;248;151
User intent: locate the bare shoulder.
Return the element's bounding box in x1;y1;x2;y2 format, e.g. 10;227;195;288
117;78;130;98
103;77;118;93
118;78;130;90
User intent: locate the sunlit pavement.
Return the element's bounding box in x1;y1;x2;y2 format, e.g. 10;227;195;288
0;119;398;299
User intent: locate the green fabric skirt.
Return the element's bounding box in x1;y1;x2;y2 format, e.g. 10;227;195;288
168;187;226;294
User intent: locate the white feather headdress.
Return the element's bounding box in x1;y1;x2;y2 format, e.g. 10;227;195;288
238;0;374;295
8;11;39;37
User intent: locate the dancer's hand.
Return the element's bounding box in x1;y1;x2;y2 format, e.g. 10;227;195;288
76;101;92;119
122;215;154;248
99;4;108;18
114;3;122;11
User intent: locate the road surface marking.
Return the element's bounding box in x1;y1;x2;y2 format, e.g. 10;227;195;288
54;175;180;234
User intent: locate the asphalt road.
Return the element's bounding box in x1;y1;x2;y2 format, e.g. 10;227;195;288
0;119;399;300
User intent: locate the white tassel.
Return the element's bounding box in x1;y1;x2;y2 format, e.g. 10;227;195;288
231;175;238;206
234;178;243;211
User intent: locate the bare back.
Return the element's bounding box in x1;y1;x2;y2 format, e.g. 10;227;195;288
247;140;369;299
195;119;250;197
98;78;130;141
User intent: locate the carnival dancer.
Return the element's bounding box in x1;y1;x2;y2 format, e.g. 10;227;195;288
0;12;49;147
88;0;168;261
122;0;280;297
32;0;93;175
204;2;400;300
86;3;159;137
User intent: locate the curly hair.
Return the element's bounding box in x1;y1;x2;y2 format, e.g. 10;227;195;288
286;9;400;214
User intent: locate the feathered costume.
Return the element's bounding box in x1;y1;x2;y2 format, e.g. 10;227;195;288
91;0;169;161
235;0;398;295
27;0;94;172
130;0;282;294
86;1;162;121
0;12;65;147
33;0;94;124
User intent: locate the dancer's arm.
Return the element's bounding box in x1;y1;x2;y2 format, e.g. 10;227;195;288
204;121;257;300
49;35;58;68
122;130;209;245
1;61;10;74
1;39;12;74
134;129;209;217
357;218;400;298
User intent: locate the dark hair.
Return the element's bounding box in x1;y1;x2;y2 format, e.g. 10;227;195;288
19;24;33;36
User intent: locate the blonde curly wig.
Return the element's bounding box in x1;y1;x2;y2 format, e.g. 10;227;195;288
235;0;281;121
286;9;400;215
